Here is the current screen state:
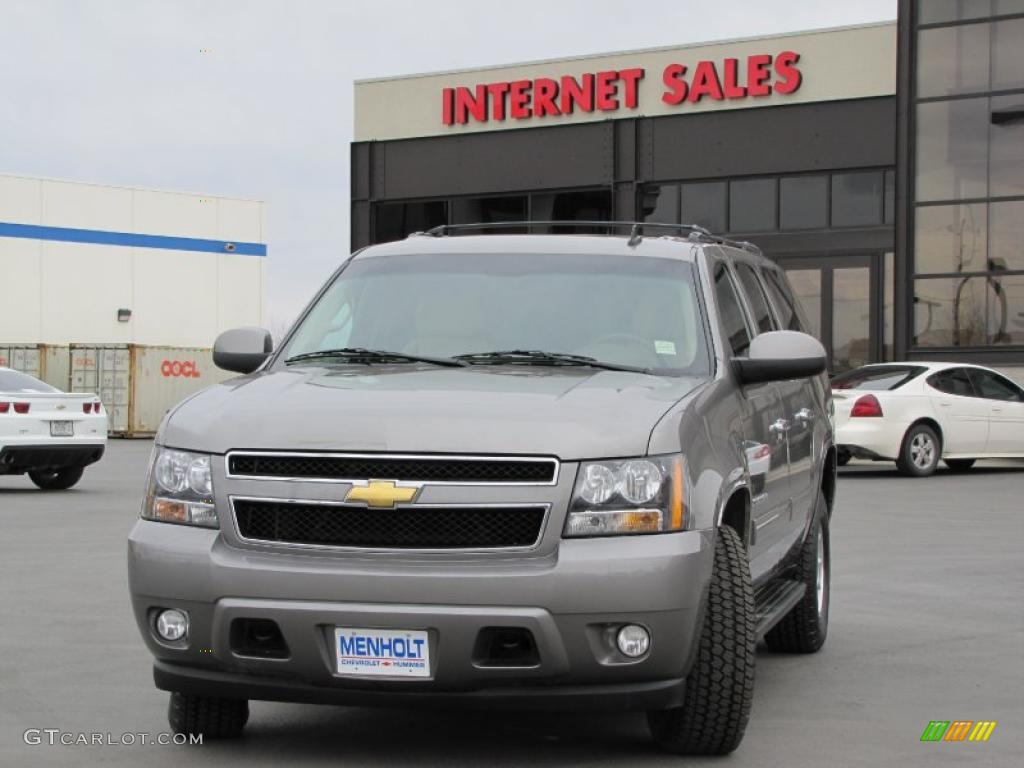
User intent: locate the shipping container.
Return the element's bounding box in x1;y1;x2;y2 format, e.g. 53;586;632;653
69;344;235;437
0;344;71;390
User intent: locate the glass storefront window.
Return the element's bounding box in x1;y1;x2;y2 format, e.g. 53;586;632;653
640;184;679;223
915;98;989;202
374;200;448;243
989;95;1024;198
989;200;1024;271
779;175;828;230
913;276;989;346
833;267;872;372
531;190;611;233
884;170;896;225
728;178;776;233
992;17;1024;90
916;23;990;98
917;0;991;24
785;269;822;340
994;275;1024;344
914;203;988;274
883;252;895;361
451;196;527;232
681;181;728;232
831;172;884;227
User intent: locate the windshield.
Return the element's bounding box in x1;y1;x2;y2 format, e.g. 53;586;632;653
831;365;926;391
281;252;711;375
0;370;60;393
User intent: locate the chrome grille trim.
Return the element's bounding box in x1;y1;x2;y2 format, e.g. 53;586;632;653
224;451;560;486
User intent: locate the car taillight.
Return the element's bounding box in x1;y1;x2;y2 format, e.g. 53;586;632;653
850;394;883;417
83;402;92;413
13;402;30;414
0;402;9;413
95;401;102;413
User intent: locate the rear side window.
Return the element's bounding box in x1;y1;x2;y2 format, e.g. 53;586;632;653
0;370;59;393
733;263;776;334
927;368;976;397
712;261;752;356
967;369;1024;402
832;365;927;391
762;268;807;333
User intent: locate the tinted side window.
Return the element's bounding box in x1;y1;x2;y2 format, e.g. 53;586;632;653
928;368;976;397
763;268;806;333
733;263;776;334
968;369;1024;402
713;261;752;356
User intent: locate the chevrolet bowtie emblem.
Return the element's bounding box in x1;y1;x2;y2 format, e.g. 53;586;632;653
345;480;421;508
55;404;66;411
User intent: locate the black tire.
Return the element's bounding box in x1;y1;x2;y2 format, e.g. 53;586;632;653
944;458;976;472
647;525;755;755
836;450;851;467
764;492;830;654
895;423;941;477
28;466;84;490
168;692;249;739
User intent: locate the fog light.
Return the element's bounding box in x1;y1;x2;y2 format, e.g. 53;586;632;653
155;609;188;641
616;624;650;658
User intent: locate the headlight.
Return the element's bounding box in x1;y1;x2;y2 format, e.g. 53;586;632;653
564;454;686;537
141;446;218;528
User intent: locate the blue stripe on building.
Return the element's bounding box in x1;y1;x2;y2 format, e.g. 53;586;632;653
0;221;266;257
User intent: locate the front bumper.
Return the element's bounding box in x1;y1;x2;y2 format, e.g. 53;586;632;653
128;521;713;710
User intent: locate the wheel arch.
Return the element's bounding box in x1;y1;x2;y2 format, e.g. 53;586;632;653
717;487;752;548
904;416;944;452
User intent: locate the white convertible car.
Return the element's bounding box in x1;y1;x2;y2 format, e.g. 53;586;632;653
832;362;1024;476
0;367;107;489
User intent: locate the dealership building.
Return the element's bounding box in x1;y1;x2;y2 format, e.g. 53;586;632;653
352;1;1024;380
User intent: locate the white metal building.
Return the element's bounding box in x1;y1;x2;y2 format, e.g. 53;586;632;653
0;173;266;348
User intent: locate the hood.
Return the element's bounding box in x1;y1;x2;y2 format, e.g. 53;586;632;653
160;364;706;460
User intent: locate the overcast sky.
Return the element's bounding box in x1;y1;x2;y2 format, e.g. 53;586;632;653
2;0;895;334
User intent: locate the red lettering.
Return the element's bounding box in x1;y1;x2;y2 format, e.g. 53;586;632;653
595;70;619;110
722;58;747;99
687;60;724;103
774;51;802;94
509;80;531;119
560;73;594;113
661;63;688;105
620;67;644;108
487;81;510;120
747;54;773;97
161;360;172;377
441;88;454;125
533;77;560;117
454;85;487;124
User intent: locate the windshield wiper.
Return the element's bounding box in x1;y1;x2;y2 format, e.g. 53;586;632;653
454;349;649;373
284;348;468;368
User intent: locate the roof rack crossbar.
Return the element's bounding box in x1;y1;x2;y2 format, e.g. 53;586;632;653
414;220;760;253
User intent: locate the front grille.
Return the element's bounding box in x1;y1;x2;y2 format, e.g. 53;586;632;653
232;499;547;549
227;453;557;484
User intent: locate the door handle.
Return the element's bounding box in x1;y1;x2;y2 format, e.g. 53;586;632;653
794;408;813;424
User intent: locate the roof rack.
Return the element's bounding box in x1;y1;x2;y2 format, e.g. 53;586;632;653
415;221;761;254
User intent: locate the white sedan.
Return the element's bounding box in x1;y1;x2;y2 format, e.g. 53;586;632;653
0;367;107;489
832;361;1024;477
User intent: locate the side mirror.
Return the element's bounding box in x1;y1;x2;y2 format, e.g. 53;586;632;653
733;330;826;385
213;327;273;374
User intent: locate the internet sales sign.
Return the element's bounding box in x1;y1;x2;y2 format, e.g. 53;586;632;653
441;51;802;125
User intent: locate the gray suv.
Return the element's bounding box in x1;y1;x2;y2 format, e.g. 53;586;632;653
128;223;836;755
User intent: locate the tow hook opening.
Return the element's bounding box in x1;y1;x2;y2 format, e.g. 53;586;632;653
472;627;540;668
229;618;290;659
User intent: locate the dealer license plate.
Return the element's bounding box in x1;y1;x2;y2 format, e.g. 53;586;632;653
50;421;74;437
334;627;430;678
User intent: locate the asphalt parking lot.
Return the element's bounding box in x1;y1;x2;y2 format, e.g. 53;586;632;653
1;439;1021;767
